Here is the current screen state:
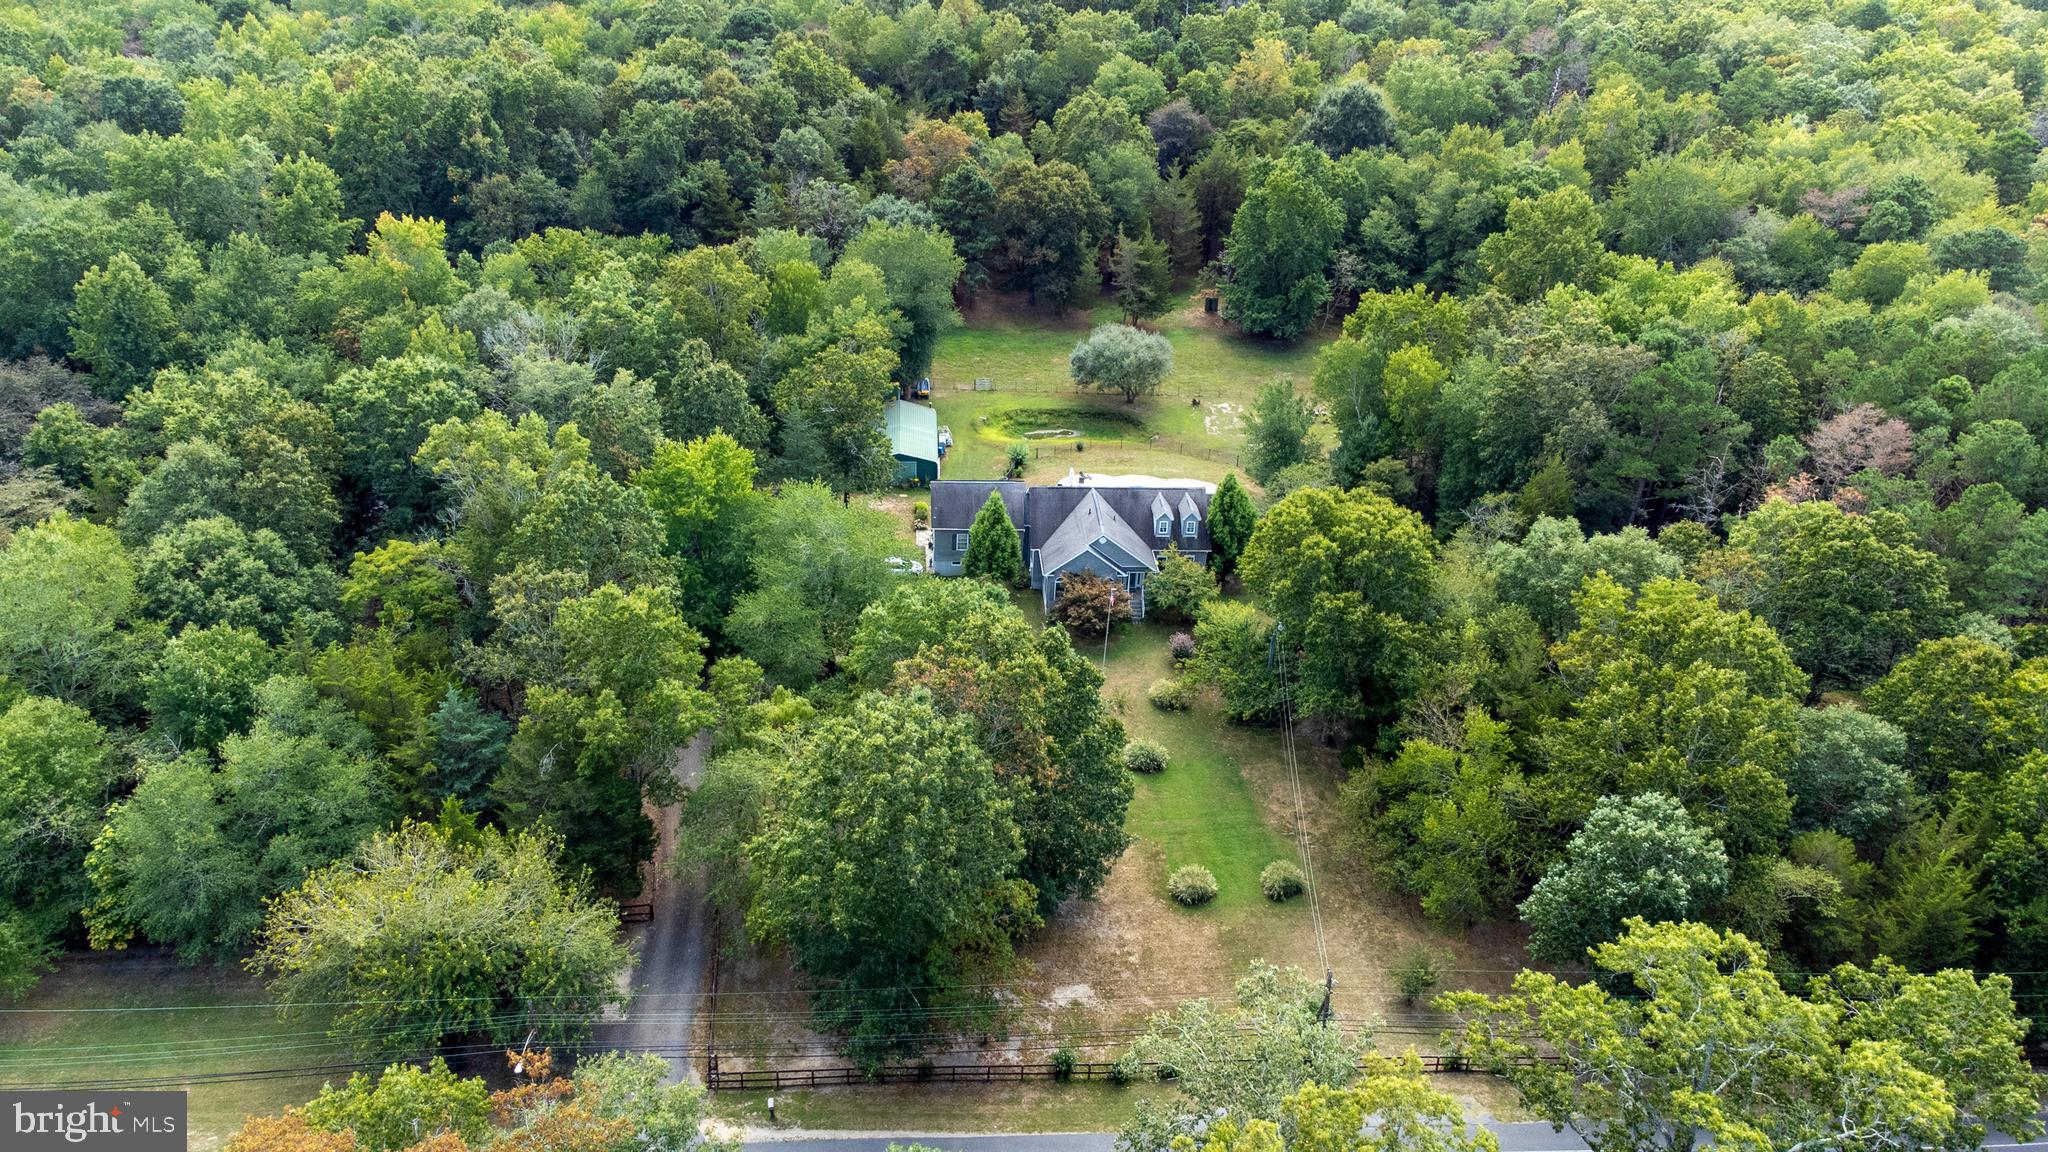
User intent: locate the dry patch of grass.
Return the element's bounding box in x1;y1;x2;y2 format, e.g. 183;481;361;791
700;607;1533;1084
711;1079;1173;1133
929;292;1322;488
0;954;348;1151
1021;616;1531;1058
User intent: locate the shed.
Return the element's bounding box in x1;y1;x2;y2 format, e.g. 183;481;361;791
885;399;942;484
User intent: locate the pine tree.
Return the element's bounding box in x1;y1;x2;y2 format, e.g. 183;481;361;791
1110;227;1174;325
1209;473;1257;581
963;490;1024;586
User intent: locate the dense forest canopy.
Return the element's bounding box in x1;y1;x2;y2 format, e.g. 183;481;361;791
0;0;2045;1083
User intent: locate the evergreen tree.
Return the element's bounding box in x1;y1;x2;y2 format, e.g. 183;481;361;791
1208;473;1257;581
1242;379;1314;485
1110;227;1174;325
962;490;1024;585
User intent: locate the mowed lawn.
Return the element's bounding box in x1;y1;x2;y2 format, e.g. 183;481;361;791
0;955;347;1150
1106;623;1300;925
928;294;1324;487
1014;611;1316;1014
1020;603;1532;1053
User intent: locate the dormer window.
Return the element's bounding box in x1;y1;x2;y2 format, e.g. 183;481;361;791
1183;514;1198;537
1155;514;1171;536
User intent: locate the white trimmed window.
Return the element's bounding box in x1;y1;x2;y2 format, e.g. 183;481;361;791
955;531;969;550
1154;514;1171;535
1183;514;1198;537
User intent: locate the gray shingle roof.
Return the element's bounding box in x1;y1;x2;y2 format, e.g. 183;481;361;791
1038;489;1160;576
931;480;1027;529
1026;485;1212;556
930;479;1215;568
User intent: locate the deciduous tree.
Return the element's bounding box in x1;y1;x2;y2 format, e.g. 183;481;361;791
69;254;175;399
255;810;628;1056
1443;920;2040;1152
1223;160;1343;339
1240;487;1437;721
1069;323;1173;403
1519;792;1729;963
1122;962;1367;1152
747;690;1028;1061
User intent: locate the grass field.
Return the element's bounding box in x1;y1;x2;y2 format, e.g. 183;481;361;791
0;954;347;1150
1018;612;1534;1054
1107;622;1303;932
704;602;1533;1078
927;293;1324;487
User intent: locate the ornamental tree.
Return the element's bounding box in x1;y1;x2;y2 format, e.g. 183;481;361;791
1069;323;1173;403
1207;473;1257;581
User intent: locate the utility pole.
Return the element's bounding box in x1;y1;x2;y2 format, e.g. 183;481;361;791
1317;969;1334;1027
1102;587;1115;667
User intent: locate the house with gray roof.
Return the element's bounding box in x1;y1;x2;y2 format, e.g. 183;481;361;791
929;472;1213;619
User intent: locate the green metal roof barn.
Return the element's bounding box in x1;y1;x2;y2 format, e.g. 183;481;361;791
884;399;942;485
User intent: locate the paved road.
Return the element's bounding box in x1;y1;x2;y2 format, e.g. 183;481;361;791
612;734;712;1084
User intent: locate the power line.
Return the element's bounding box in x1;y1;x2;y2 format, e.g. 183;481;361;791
1273;622;1329;977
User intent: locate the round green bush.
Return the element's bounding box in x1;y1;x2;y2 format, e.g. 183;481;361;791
1149;677;1191;711
1260;859;1306;902
1168;864;1218;906
1123;738;1168;774
1051;1046;1076;1081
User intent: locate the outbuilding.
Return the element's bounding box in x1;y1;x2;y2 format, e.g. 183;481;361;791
884;399;942;485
